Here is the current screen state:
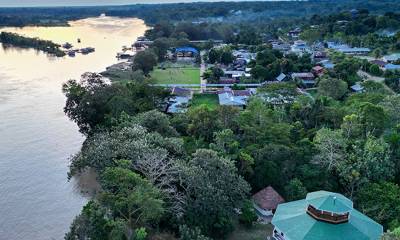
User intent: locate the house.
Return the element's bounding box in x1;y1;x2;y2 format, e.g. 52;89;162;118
384;63;400;71
272;191;383;240
218;88;251;107
351;83;364;93
218;77;238;84
291;40;311;55
318;59;335;69
370;59;387;68
292;72;316;87
175;47;199;58
252;186;285;219
382;53;400;63
276;73;287;82
224;70;248;80
167;87;192;113
313;51;327;62
288;28;302;38
312;66;325;77
327;42;370;55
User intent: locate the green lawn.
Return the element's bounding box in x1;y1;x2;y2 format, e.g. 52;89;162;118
190;94;219;110
151;67;200;84
228;223;273;240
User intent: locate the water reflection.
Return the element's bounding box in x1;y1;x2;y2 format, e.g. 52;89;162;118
0;16;147;240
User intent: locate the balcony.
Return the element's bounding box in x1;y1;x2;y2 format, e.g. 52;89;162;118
306;204;349;224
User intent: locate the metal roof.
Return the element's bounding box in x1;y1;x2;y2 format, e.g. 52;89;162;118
272;191;383;240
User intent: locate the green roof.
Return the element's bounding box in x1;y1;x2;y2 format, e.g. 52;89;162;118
306;191;353;213
272;191;383;240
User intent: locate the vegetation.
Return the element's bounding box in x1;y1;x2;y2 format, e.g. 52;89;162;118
151;67;200;85
58;1;400;240
0;32;65;56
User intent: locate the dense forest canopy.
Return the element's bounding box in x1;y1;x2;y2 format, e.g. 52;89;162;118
1;0;400;26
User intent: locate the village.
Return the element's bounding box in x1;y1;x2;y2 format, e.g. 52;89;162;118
105;22;400;117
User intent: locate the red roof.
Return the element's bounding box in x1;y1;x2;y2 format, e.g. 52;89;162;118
252;186;285;211
312;66;324;72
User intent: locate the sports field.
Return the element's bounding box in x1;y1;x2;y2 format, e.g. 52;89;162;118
151;67;200;84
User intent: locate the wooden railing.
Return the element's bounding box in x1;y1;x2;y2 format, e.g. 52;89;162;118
306;204;349;224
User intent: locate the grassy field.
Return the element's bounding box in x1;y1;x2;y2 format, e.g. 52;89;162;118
151;67;200;84
190;94;219;110
228;223;273;240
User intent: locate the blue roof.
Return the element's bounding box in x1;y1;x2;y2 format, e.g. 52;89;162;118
385;64;400;70
175;47;199;54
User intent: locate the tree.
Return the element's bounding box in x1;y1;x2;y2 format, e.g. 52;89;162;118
285;178;307;201
180;149;250;237
369;64;383;76
65;201;114;240
100;167;165;233
187;105;221;142
379;95;400;127
239;200;258;227
207;48;221;64
152;37;171;60
220;49;234;65
179;225;211;240
133;49;158;75
357;182;400;228
317;76;348;100
313;128;346;171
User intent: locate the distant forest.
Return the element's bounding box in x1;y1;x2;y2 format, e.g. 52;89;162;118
1;0;400;27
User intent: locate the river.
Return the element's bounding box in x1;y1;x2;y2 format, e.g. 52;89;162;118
0;16;148;240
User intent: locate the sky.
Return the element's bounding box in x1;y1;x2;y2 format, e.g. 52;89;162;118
0;0;282;7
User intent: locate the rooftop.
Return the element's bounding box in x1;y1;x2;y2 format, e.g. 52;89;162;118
253;186;285;211
272;191;383;240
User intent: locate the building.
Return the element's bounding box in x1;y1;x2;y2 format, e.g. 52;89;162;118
252;186;285;219
276;73;287;82
292;72;316;87
351;83;364;93
291;40;311;55
167;87;192;113
288;28;302;38
312;66;325;77
382;53;400;63
218;88;251;107
272;191;383;240
384;63;400;71
175;47;199;58
370;59;387;68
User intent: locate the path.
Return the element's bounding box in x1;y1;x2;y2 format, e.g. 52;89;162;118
200;50;207;93
357;70;395;94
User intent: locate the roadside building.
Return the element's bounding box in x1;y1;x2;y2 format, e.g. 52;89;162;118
167;87;192;113
383;53;400;63
312;66;325;77
370;59;387;69
252;186;285;220
218;87;251;108
384;63;400;71
175;47;199;58
276;73;287;82
292;72;316;87
271;191;383;240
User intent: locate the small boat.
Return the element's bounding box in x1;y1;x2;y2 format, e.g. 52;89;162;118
77;38;81;43
80;47;95;54
62;42;73;49
67;50;76;57
117;52;134;59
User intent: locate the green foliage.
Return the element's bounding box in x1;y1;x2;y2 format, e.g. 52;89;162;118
239;200;258;228
180;149;250;238
133;228;148;240
0;31;65;56
179;225;212;240
357;182;400;228
63;73;168;135
317;76;348;100
133;50;158;75
285;178;307;201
